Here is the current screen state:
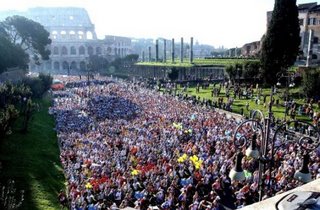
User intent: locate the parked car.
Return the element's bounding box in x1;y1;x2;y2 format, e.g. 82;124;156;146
51;79;65;91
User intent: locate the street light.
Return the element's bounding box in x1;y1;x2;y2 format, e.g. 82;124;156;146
229;90;320;202
276;71;295;120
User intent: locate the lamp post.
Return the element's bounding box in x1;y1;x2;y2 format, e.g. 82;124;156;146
276;71;295;120
229;90;320;202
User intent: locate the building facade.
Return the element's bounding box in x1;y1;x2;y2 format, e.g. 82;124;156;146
0;7;132;73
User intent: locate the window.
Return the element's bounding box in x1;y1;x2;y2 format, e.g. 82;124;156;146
78;31;84;39
70;46;76;55
96;47;102;55
60;31;67;39
52;31;58;40
88;46;94;55
314;37;319;44
69;31;76;39
62;61;69;70
53;46;59;55
86;31;93;40
61;46;68;55
79;46;85;55
308;18;316;25
53;61;60;70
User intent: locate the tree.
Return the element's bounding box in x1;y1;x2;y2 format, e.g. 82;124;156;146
260;0;300;85
243;61;261;82
38;73;53;92
225;65;236;83
302;68;320;98
0;15;51;65
0;36;29;74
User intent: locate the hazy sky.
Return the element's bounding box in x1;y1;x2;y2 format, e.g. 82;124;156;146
0;0;318;48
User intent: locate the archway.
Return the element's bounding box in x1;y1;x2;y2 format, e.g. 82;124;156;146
53;46;59;55
53;61;60;70
70;46;76;55
79;46;85;55
88;46;94;55
80;61;86;71
62;46;68;55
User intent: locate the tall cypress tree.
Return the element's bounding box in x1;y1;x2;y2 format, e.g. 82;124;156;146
260;0;300;85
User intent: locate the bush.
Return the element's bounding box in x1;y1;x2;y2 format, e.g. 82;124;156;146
22;77;44;98
38;73;52;91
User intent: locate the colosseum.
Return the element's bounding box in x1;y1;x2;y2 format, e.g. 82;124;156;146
0;7;132;74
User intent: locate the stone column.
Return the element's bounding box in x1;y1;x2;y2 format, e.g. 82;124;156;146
172;38;175;63
148;46;151;62
163;39;166;63
156;39;159;62
306;29;313;67
190;37;193;63
180;37;184;63
142;51;145;62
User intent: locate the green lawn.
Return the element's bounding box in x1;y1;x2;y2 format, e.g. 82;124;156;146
136;58;259;67
0;96;65;210
176;84;317;121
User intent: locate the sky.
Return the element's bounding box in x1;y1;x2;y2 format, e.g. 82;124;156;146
0;0;318;48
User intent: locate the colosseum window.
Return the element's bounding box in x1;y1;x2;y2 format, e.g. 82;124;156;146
88;46;94;55
79;46;85;55
86;31;93;40
53;61;60;70
70;46;77;55
69;31;76;39
96;47;102;55
61;46;68;55
78;31;84;39
53;46;59;55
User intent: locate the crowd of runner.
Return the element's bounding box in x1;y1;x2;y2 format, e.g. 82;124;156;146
50;76;320;210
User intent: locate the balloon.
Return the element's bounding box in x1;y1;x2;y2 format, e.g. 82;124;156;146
131;169;140;176
85;182;93;189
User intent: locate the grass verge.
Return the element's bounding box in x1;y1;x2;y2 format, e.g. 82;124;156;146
176;84;317;121
0;96;65;210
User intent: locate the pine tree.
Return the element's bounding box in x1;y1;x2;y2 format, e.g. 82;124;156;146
260;0;300;85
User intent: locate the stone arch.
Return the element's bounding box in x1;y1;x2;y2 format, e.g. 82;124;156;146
60;30;67;39
61;46;68;55
88;46;94;55
69;30;76;39
71;61;77;70
78;31;84;39
53;46;59;55
51;31;58;39
107;47;112;54
53;61;60;70
79;46;85;55
62;61;69;70
86;31;93;39
70;46;77;55
80;61;86;71
96;47;102;55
